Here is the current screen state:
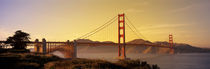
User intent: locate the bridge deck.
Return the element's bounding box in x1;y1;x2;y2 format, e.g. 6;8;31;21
75;42;170;48
0;41;170;48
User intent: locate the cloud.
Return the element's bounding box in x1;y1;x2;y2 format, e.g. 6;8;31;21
126;8;144;13
169;1;210;13
125;1;149;13
135;1;149;6
170;5;193;13
139;23;190;31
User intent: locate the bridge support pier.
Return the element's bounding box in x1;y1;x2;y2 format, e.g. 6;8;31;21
34;39;40;53
62;40;77;58
42;38;47;54
73;40;77;58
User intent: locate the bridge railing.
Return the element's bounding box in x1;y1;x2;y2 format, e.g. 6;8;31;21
0;39;77;58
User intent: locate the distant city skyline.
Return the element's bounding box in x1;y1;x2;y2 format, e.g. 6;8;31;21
0;0;210;47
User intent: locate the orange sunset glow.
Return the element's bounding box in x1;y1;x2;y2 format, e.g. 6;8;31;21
1;0;210;47
1;0;210;69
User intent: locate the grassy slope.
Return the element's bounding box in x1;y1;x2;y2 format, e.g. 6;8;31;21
45;58;159;69
0;53;61;69
0;52;159;69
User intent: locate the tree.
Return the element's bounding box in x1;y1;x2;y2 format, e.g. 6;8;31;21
5;30;30;49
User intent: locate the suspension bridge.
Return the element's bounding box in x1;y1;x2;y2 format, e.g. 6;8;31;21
0;13;174;59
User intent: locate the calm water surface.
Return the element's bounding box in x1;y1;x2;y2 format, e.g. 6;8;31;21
77;53;210;69
52;51;210;69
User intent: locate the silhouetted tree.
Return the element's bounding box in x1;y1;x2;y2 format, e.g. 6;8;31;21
5;30;30;49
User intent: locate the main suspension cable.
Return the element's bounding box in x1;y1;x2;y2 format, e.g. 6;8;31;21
76;16;117;39
125;16;147;40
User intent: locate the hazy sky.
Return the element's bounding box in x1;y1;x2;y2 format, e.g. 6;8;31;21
0;0;210;47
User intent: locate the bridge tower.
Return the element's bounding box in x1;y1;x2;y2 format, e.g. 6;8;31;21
118;13;126;59
169;34;174;54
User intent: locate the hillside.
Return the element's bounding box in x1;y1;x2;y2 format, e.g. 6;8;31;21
76;39;210;53
155;41;210;53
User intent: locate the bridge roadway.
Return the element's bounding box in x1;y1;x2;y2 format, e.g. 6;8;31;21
72;42;170;48
0;41;170;48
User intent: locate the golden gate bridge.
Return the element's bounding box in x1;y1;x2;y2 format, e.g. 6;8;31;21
0;13;174;59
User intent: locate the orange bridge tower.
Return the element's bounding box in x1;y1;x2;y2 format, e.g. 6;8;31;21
169;34;174;54
118;13;126;59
